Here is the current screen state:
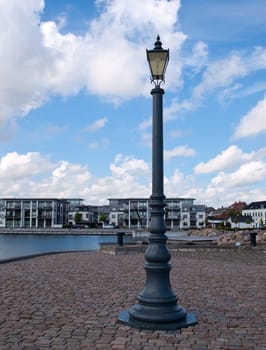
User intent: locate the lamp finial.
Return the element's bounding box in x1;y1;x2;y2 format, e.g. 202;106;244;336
154;35;162;50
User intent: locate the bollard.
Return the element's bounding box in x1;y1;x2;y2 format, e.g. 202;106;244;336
117;232;125;246
249;231;257;247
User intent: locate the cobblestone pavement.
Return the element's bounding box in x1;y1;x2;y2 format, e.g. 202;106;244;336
0;246;265;349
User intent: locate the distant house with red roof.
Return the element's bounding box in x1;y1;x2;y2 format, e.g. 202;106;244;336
228;201;247;213
206;201;252;229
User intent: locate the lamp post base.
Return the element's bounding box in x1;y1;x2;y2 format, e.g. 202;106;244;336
118;309;197;331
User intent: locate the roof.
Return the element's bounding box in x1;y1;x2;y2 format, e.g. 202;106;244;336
207;210;229;220
1;198;71;202
243;201;266;210
108;197;195;201
228;201;247;212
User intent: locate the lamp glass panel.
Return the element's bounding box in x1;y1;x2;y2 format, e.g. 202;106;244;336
148;51;169;79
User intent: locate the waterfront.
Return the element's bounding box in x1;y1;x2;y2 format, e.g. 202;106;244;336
0;234;125;261
0;230;213;261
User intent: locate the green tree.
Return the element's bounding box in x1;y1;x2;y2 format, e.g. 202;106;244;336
227;208;239;217
74;212;82;224
99;213;107;224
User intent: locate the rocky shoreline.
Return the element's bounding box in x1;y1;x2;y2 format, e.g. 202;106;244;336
186;228;266;245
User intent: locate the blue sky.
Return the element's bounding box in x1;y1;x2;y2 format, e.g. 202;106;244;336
1;0;266;207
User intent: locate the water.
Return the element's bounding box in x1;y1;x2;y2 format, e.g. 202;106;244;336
0;231;214;261
0;234;127;261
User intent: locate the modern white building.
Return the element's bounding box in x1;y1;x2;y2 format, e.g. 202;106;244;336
0;198;70;228
242;201;266;228
68;201;99;227
227;215;253;230
0;197;206;230
108;198;206;230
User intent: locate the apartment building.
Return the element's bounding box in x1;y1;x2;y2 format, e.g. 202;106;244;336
0;197;206;230
0;198;70;228
242;201;266;228
68;203;99;227
108;197;206;230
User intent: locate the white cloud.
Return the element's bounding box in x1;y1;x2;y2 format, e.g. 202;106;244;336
139;118;152;131
199;46;266;102
174;46;266;115
164;160;266;208
164;145;196;161
0;152;91;198
192;54;247;103
0;0;185;127
210;161;266;188
87;154;151;203
2;1;266;210
34;165;92;199
0;1;52;127
52;161;89;182
184;41;208;74
194;145;266;174
164;169;187;194
247;46;266;71
233;95;266;139
163;99;194;120
0;152;52;181
40;21;88;96
110;154;149;177
85;0;185;99
222;81;266;100
0;151;152;204
1;150;266;208
1;1;266;133
164;170;202;201
87;117;108;132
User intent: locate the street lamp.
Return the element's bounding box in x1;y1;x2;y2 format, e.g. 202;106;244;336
118;35;197;330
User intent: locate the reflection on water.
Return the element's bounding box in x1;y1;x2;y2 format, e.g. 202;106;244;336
0;234;124;260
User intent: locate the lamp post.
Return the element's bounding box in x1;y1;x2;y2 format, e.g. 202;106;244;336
118;36;197;330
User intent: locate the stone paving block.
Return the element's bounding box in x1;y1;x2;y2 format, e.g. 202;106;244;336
0;248;265;349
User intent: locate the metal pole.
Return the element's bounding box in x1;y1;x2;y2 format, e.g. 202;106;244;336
118;86;197;330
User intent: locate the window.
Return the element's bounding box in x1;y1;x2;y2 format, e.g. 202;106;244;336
0;201;5;210
15;201;21;208
24;201;30;209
